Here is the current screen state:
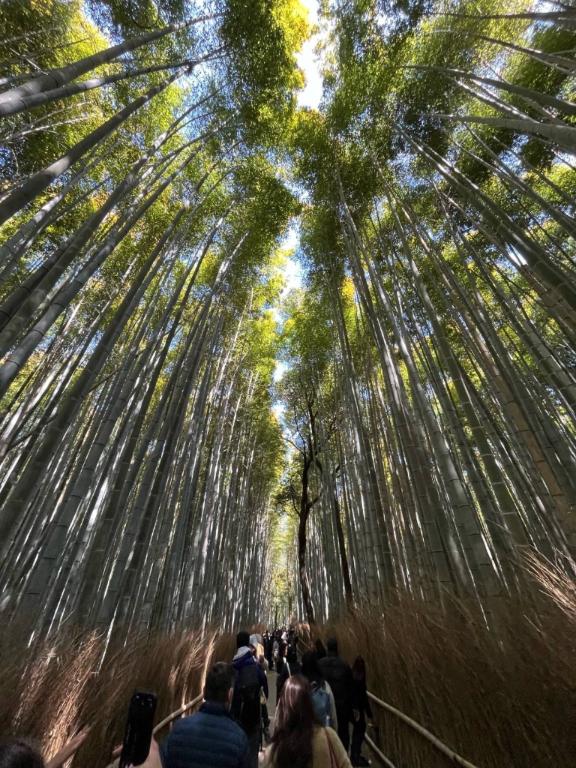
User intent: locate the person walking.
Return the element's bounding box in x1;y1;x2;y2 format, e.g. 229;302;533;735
314;640;327;661
264;631;273;668
257;647;271;743
262;675;352;768
350;657;372;767
231;631;268;768
276;643;303;700
300;651;337;731
160;662;250;768
275;645;290;700
318;638;353;753
272;635;280;671
249;634;265;660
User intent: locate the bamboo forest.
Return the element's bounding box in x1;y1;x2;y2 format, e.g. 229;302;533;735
0;0;575;765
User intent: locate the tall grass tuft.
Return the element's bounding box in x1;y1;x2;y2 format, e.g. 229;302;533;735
302;557;576;767
0;625;230;766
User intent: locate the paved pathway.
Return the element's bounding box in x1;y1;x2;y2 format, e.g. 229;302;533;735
259;670;277;763
266;671;277;719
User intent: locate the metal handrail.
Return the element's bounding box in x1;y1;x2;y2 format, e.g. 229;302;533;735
367;691;480;768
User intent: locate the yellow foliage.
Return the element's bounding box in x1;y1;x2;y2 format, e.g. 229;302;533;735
273;0;312;55
341;275;355;304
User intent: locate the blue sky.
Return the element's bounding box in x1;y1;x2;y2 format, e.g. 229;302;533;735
296;0;323;110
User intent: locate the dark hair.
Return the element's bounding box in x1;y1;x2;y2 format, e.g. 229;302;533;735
272;675;315;768
301;651;323;685
236;630;250;648
0;740;44;768
326;637;338;654
204;662;234;703
352;656;366;681
314;639;326;659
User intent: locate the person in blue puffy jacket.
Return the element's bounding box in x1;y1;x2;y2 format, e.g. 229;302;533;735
160;662;250;768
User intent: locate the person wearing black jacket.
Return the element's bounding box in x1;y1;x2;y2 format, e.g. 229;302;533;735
275;645;302;700
263;631;273;667
350;657;372;767
231;631;268;768
318;637;353;752
314;639;327;660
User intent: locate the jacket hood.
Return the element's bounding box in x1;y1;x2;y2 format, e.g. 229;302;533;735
232;646;255;669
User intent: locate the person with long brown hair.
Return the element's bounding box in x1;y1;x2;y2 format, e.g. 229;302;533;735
262;675;352;768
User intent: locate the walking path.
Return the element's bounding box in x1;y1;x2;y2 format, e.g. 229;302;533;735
266;670;278;725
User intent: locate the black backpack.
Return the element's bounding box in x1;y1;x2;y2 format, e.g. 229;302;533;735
235;663;261;732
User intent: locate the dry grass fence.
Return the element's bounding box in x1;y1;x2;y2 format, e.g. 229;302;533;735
300;556;576;768
0;625;235;766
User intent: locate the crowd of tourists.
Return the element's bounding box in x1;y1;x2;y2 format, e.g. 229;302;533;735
0;628;372;768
